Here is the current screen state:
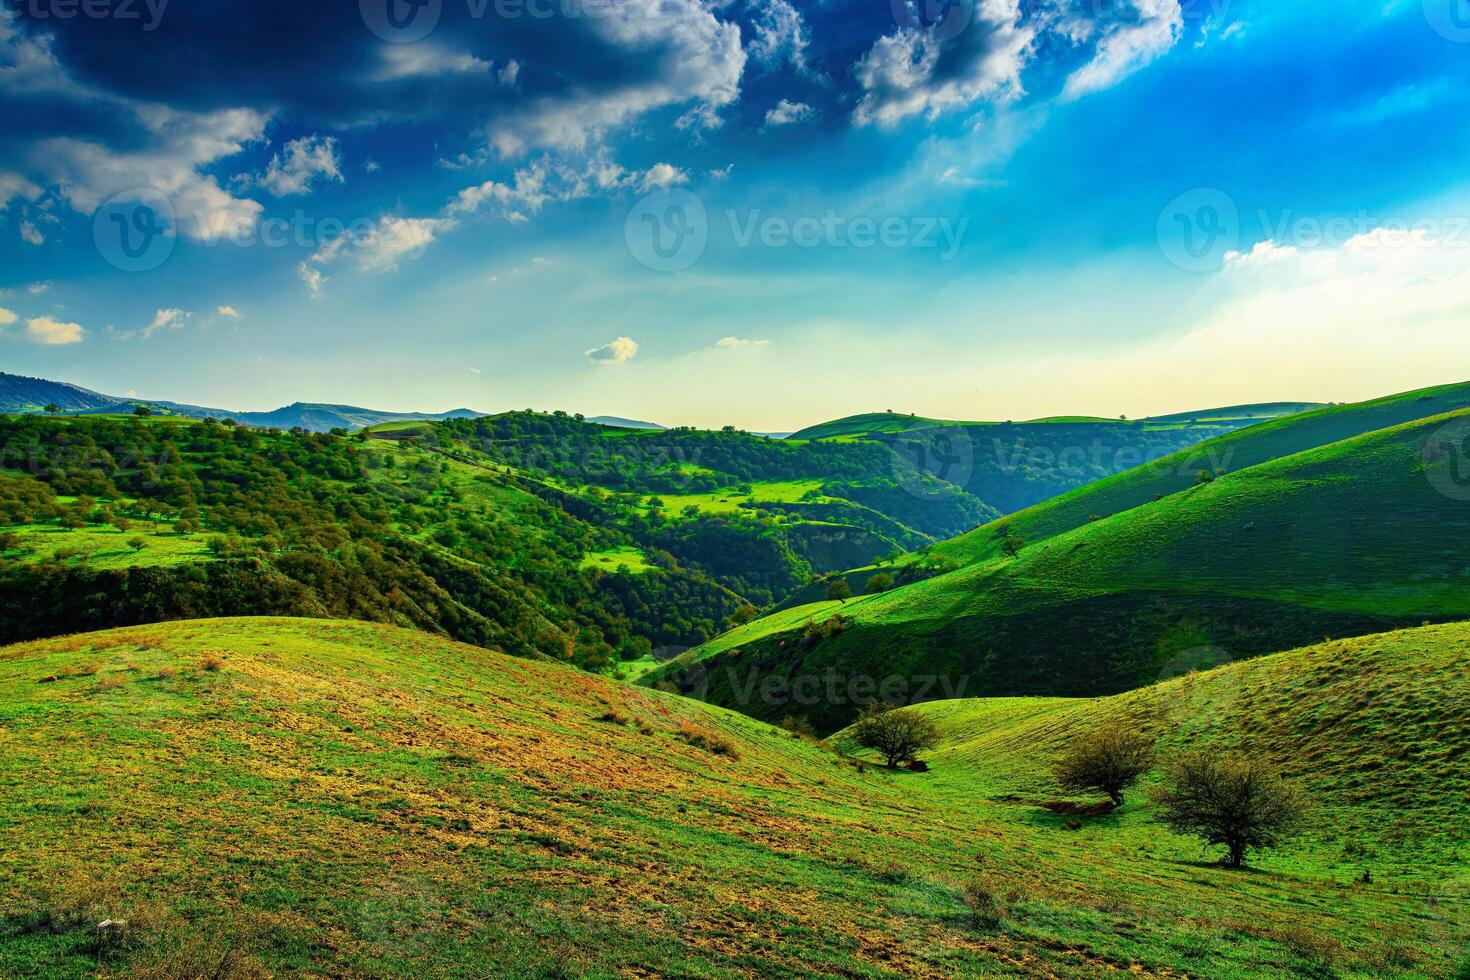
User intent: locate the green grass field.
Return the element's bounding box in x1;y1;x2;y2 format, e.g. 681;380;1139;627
655;478;826;516
653;404;1470;728
579;546;653;575
0;524;212;569
0;618;1462;978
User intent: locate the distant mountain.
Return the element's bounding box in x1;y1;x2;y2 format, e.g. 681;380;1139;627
788;402;1321;442
0;372;481;432
587;416;667;430
0;373;119;414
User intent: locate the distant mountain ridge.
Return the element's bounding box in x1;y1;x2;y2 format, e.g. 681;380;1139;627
0;372;480;432
587;415;667;430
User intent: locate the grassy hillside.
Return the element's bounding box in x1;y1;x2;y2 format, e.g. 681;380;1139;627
647;407;1470;729
790;405;1320;520
0;618;1462;978
876;624;1470;882
921;380;1470;572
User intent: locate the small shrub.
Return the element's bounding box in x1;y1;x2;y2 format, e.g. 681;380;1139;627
779;715;817;738
1150;752;1310;867
960;874;1008;930
677;723;741;759
595;709;629;726
1053;720;1153;807
850;702;939;769
95;674;126;693
199;652;225;672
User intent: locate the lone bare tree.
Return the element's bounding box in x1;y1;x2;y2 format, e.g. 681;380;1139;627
1053;720;1153;807
1149;752;1309;867
851;703;940;769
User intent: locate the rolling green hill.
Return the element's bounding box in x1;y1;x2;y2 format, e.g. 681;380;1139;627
917;380;1470;574
0;618;1461;978
646;405;1470;729
788;403;1321;519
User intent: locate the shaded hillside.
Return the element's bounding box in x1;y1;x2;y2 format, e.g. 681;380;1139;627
646;408;1470;729
791;404;1318;518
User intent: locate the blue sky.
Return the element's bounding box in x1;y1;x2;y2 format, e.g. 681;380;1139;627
3;0;1470;429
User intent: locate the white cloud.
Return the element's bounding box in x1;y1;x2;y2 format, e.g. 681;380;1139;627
763;99;815;127
0;307;16;325
708;164;734;180
1061;0;1183;101
27;281;50;295
298;261;327;298
216;305;240;318
0;172;41;209
18;219;43;245
748;0;812;75
35;105;268;240
715;336;771;348
469;367;482;375
22;315;84;345
449;155;688;222
141;307;193;339
310;214;458;273
251;134;343;196
376;44;495;81
585;336;640;363
853;0;1033;128
364;159;381;173
640;163;690;191
497;60;521;86
487;0;745;155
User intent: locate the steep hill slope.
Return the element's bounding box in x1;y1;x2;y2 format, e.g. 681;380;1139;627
646;408;1470;729
789;404;1319;519
921;380;1470;572
0;619;1461;978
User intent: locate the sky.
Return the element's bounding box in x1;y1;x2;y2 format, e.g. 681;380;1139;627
2;0;1470;430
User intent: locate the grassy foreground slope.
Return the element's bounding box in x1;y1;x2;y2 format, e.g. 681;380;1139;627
0;619;1464;978
862;625;1470;883
648;408;1470;728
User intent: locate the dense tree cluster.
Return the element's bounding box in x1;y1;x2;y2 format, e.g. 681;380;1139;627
0;416;745;669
